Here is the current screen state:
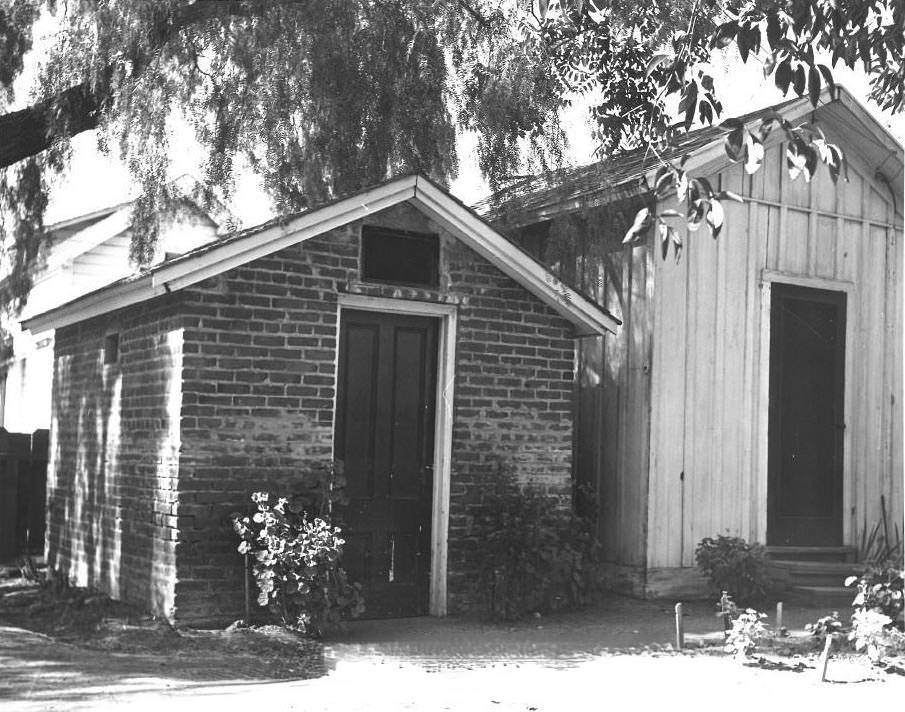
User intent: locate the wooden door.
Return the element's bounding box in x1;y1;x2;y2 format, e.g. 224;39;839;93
767;284;846;546
334;309;438;617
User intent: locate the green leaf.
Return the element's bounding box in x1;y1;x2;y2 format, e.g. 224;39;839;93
818;64;835;94
671;228;683;263
687;200;705;231
623;207;651;243
808;65;821;106
694;176;714;196
744;134;765;174
676;171;689;204
803;144;819;181
653;169;674;195
659;221;670;260
535;0;549;20
645;52;671;77
711;21;738;49
786;142;807;181
766;13;781;49
793;64;806;95
716;190;744;203
679;81;699;129
707;199;724;238
738;25;760;63
774;59;792;94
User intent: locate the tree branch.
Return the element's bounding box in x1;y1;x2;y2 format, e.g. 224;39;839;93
457;0;488;26
0;0;308;170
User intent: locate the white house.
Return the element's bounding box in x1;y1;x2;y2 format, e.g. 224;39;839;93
0;185;225;433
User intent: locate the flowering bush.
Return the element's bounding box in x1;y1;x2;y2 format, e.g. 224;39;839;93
231;491;364;638
849;609;905;663
846;564;905;662
724;608;768;660
805;611;844;640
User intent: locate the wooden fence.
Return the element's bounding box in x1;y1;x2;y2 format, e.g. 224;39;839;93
0;428;48;562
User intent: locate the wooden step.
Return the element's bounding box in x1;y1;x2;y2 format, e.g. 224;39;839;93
768;560;863;588
765;546;858;563
788;585;855;606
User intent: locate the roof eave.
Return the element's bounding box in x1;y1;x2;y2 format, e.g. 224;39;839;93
22;174;619;337
22;275;160;334
413;177;620;335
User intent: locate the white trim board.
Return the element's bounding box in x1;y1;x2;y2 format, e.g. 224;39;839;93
23;175;618;337
335;294;457;616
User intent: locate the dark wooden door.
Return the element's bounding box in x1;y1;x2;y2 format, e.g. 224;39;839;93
767;284;845;546
334;309;438;617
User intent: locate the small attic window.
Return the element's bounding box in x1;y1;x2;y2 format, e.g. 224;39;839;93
361;226;439;288
104;333;120;365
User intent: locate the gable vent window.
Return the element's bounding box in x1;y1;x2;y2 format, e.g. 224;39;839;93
361;226;439;288
104;333;120;365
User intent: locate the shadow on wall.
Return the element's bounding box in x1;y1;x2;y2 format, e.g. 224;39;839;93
49;315;184;619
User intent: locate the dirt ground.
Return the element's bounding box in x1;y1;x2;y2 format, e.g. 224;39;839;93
2;573;904;711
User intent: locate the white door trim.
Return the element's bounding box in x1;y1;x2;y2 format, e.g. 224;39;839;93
756;271;855;546
335;293;457;616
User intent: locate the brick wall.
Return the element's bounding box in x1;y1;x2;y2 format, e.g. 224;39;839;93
443;236;576;612
174;226;355;623
48;294;184;618
173;203;575;623
47;201;576;624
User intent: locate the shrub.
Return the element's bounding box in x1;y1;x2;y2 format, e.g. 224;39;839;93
695;535;770;605
231;489;364;638
847;564;904;625
846;563;905;662
724;608;768;660
471;475;600;620
849;609;905;662
805;612;844;640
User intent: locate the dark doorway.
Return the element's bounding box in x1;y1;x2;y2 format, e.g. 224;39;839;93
0;429;48;563
334;309;438;617
767;284;846;546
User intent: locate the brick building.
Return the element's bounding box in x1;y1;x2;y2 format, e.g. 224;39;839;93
23;175;618;624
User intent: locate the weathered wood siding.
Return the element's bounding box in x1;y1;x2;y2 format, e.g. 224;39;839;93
593;242;654;566
504;204;655;568
647;140;904;568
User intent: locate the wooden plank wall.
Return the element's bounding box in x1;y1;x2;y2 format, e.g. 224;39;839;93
517;202;655;568
647;141;904;568
593;243;654;566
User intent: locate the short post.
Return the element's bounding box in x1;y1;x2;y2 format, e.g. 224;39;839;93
775;601;783;631
674;602;684;650
244;551;252;625
817;633;834;682
720;591;731;635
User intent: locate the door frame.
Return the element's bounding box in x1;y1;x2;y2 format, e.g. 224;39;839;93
334;294;457;615
755;270;855;547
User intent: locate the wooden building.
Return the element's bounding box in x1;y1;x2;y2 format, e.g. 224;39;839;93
480;87;904;597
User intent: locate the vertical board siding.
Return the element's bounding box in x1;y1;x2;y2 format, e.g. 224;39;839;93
647;220;689;567
597;242;653;567
648;157;903;568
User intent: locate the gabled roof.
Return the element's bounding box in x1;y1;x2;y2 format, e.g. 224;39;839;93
475;85;903;227
1;176;231;313
22;175;620;336
44;175;231;271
